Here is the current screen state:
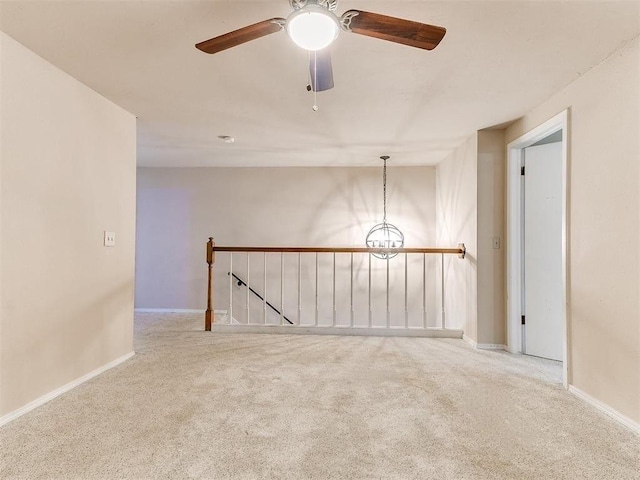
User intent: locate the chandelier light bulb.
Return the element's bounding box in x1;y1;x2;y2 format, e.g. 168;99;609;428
366;223;405;259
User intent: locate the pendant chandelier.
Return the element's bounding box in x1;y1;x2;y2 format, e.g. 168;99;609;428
366;155;404;259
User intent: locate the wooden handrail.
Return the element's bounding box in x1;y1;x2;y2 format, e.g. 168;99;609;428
211;245;466;256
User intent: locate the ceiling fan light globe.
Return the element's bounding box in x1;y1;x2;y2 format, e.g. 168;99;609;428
286;6;339;51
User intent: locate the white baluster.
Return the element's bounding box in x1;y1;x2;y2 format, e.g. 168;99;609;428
246;253;250;325
332;252;336;327
298;253;301;326
281;252;284;326
386;256;390;328
441;253;446;329
404;252;408;328
263;253;267;325
350;253;354;328
368;253;372;328
315;252;319;327
229;253;233;325
423;253;427;329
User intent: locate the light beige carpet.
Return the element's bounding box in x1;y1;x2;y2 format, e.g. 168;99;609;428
0;312;638;479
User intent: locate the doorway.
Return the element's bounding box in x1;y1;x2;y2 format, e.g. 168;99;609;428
506;110;569;386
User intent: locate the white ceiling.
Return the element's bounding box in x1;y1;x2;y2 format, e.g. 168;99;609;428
1;1;639;167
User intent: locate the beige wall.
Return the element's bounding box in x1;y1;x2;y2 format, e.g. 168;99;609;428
435;134;478;339
435;130;506;346
135;166;442;326
477;130;506;346
506;37;640;423
0;33;136;417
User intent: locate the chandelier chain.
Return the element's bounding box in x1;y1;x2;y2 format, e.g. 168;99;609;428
366;155;403;259
382;156;387;222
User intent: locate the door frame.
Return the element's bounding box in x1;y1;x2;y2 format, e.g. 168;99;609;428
506;109;569;388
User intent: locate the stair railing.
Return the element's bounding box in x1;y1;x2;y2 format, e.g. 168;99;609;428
205;238;465;332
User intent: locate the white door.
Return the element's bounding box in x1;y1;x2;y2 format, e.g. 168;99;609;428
523;142;563;361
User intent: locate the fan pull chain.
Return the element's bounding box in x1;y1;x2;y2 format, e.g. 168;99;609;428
306;50;319;112
312;51;318;112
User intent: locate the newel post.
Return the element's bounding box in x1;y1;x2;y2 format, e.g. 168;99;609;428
205;237;215;331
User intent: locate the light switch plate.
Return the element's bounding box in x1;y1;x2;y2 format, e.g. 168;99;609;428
104;231;116;247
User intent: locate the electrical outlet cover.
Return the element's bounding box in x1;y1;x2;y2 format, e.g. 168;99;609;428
104;231;116;247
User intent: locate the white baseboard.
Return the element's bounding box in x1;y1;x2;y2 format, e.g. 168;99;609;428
476;343;507;351
0;351;135;428
568;385;640;435
463;335;506;351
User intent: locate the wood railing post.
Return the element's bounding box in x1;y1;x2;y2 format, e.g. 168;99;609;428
205;237;215;331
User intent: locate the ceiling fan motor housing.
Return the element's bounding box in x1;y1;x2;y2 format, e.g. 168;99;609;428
289;0;338;12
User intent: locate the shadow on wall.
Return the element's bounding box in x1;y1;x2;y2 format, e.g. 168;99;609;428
303;170;376;247
435;134;477;334
303;168;435;247
135;167;437;314
216;168;443;327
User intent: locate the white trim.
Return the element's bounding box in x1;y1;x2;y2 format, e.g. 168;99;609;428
506;109;569;388
476;343;507;351
568;385;640;435
134;308;226;314
211;324;464;338
463;335;506;350
0;351;135;427
463;334;477;347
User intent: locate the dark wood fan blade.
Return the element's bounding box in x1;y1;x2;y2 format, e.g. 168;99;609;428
341;10;446;50
309;48;334;92
196;18;285;54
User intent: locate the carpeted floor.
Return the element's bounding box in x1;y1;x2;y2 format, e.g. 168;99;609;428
0;312;638;479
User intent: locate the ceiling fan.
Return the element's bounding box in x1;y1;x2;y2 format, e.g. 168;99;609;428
195;0;446;92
